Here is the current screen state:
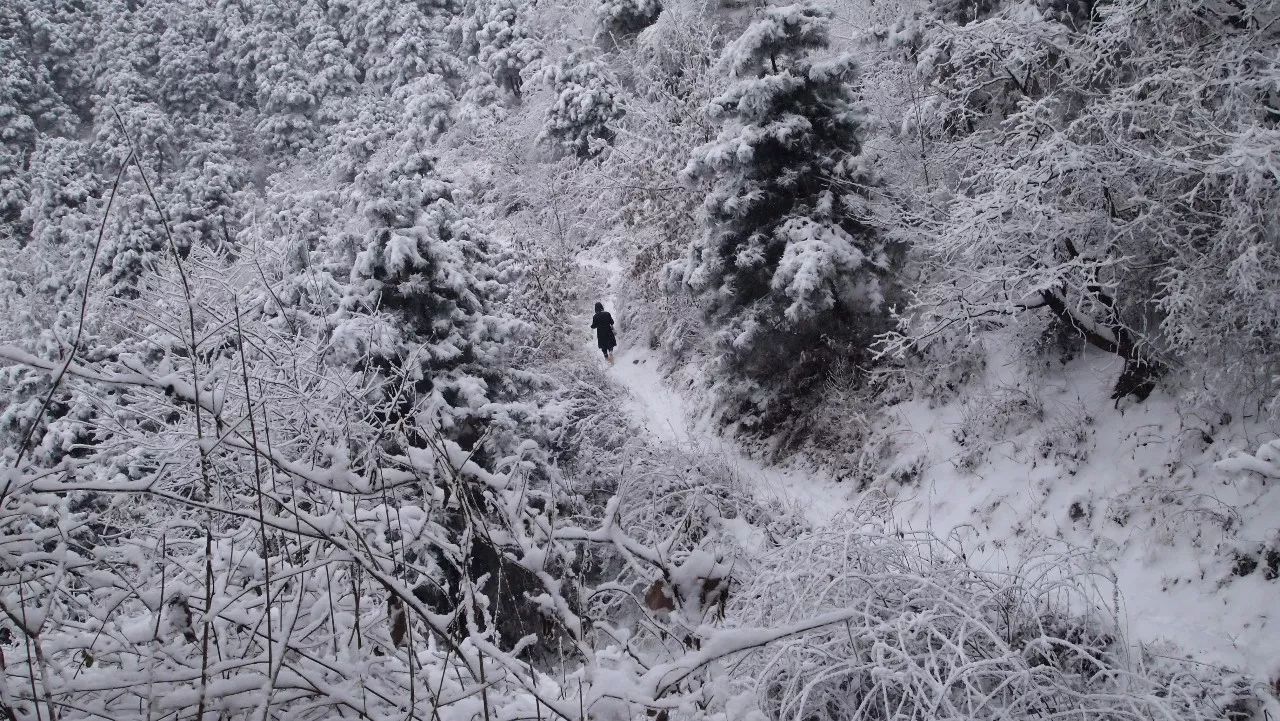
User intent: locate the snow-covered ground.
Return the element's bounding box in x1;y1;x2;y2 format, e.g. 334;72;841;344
585;251;1280;693
882;345;1280;683
582;252;856;527
610;345;855;527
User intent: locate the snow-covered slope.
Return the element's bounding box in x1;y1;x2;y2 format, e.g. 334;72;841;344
594;250;1280;691
879;341;1280;683
612;346;855;527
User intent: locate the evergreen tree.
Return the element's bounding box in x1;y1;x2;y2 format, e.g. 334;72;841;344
153;7;226;117
0;136;102;462
242;0;317;152
14;0;91;135
596;0;663;39
349;0;460;91
167;126;249;253
537;52;624;158
300;0;358;105
474;0;541;100
0;17;35;231
322;127;530;450
678;3;891;390
255;42;317;152
17;137;99;308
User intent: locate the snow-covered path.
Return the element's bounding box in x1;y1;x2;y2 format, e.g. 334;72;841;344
609;345;856;527
581;253;855;528
580;254;1280;691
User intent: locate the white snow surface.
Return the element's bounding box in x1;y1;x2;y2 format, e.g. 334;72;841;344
583;251;1280;688
611;345;854;528
582;253;854;527
881;347;1280;682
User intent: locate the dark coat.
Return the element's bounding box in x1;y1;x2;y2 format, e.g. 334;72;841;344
591;311;616;350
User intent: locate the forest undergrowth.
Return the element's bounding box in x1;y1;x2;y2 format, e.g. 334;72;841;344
0;207;1263;718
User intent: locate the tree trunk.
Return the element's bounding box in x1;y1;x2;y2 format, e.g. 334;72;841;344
1040;289;1163;402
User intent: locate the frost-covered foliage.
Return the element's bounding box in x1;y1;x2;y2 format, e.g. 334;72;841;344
1;0;1272;716
732;523;1258;721
596;0;663;38
596;10;723;354
0;16;35;230
675;3;894;419
0;1;584;715
0;267;535;717
537;52;625;158
0;97;693;721
881;0;1280;408
472;0;543;100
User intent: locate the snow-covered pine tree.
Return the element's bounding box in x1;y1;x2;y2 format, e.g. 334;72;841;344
0;143;25;232
12;0;90;135
0;13;35;232
678;3;892;410
300;0;359;106
147;4;250;252
153;7;226;119
475;0;542;100
350;0;460;92
0;0;97;233
164;128;248;254
340;127;537;456
538;52;624;158
0;136;101;463
250;0;317;153
596;0;663;39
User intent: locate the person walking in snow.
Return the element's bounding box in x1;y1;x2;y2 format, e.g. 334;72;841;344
591;302;617;364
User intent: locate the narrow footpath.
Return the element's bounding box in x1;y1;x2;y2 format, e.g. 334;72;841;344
580;252;855;528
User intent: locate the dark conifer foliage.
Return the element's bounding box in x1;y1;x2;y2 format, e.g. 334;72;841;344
678;3;894;413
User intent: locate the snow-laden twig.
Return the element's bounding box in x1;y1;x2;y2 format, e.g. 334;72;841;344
1216;439;1280;480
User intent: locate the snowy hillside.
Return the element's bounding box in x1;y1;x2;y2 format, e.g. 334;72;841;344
603;241;1280;689
881;341;1280;681
2;0;1278;718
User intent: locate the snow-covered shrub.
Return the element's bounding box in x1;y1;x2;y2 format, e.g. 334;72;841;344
953;384;1044;466
1010;312;1087;374
1218;439;1280;481
802;357;904;482
728;522;1260;721
883;0;1280;408
863;334;987;423
1111;476;1243;548
925;340;988;407
1034;404;1093;474
556;365;640;480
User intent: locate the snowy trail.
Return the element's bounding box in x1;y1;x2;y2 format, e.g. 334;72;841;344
610;346;856;526
607;335;1280;687
577;259;1280;698
582;254;855;528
